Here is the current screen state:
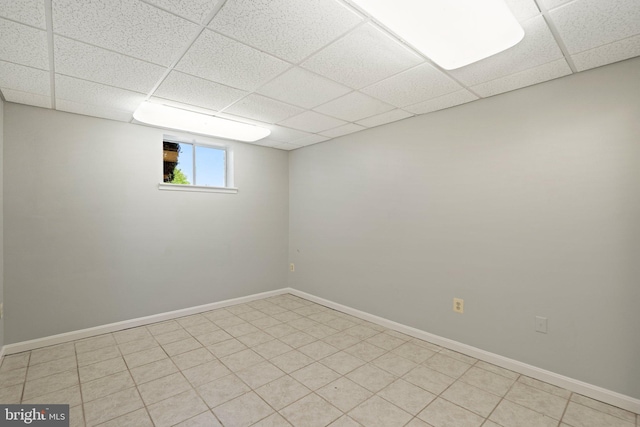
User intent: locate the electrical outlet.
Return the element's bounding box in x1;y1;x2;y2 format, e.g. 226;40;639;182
535;316;548;333
0;302;3;319
453;298;464;314
290;263;295;272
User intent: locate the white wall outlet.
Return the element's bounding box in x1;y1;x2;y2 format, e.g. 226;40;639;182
453;298;464;314
535;316;548;333
290;263;295;272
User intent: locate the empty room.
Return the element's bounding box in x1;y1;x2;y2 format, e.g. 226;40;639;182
0;0;639;426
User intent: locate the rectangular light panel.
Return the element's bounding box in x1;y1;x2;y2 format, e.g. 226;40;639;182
133;102;271;142
349;0;525;70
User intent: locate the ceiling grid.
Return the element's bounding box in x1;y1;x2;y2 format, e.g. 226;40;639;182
0;0;638;150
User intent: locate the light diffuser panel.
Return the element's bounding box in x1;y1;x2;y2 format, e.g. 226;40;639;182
349;0;525;70
133;102;271;142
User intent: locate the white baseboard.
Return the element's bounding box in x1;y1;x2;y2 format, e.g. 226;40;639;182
288;289;640;415
2;286;638;414
2;288;290;355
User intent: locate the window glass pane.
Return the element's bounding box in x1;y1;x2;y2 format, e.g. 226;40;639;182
163;141;193;185
195;146;225;187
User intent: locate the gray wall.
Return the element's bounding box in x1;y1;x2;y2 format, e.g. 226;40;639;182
289;58;640;399
4;104;289;343
0;99;4;349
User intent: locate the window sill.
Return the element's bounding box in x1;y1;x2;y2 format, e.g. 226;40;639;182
158;183;238;194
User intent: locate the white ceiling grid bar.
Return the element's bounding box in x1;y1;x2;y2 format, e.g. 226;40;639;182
0;0;639;150
534;0;579;72
44;0;55;108
216;20;371;117
338;0;484;99
135;0;230;119
139;1;369;144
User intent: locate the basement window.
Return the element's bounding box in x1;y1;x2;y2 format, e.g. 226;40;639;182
159;139;237;194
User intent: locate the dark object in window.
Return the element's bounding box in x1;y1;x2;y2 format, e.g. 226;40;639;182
163;141;181;183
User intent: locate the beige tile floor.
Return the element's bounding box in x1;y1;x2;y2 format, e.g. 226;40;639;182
0;293;637;427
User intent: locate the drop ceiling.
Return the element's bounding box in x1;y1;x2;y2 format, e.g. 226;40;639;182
1;0;639;150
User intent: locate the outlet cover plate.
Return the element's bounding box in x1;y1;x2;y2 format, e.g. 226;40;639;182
453;298;464;314
535;316;548;333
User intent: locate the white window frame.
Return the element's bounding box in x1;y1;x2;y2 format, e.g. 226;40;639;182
158;135;237;194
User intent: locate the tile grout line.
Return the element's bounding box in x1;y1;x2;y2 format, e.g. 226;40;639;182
558;391;574;427
207;299;349;424
7;293;639;425
482;371;523;427
73;341;86;427
17;352;30;405
133;324;170;426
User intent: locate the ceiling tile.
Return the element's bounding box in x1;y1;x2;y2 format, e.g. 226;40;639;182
55;36;166;94
272;142;302;151
549;0;640;54
314;91;394;122
404;90;478;115
293;134;330;146
0;61;50;95
571;34;640;71
55;74;146;112
0;18;48;69
472;59;572;97
361;63;462;108
257;67;351;109
302;23;423;89
176;30;289;91
308;91;380;121
356;109;413;128
266;125;311;143
539;0;575;10
448;16;564;87
278;111;347;133
1;88;50;108
209;0;362;63
223;94;304;123
154;71;247;111
52;0;200;66
142;0;220;24
248;138;280;148
0;0;46;28
56;99;134;122
505;0;541;21
320;123;366;138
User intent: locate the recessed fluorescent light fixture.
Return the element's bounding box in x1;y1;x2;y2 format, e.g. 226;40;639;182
349;0;525;70
133;102;271;142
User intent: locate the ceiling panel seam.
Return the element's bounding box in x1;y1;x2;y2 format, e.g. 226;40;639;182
45;0;56;108
138;0;208;26
0;15;44;31
337;0;486;98
134;0;231;123
216;20;372;114
534;0;579;72
52;34;172;68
